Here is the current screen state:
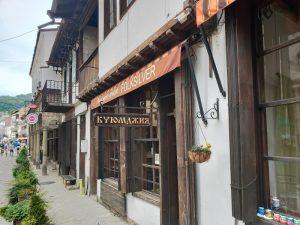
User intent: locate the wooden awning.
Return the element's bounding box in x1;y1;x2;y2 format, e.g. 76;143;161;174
196;0;236;27
91;44;182;109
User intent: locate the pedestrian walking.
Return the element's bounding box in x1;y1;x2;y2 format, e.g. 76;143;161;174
14;140;20;156
9;143;13;157
4;143;8;157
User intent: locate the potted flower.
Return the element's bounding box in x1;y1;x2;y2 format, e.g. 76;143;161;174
188;144;212;163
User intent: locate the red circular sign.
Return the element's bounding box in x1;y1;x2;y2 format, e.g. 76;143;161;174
26;113;38;125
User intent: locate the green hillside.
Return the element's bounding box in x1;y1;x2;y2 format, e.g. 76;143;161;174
0;94;32;112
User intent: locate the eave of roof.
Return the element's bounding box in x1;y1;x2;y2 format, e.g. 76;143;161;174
47;0;77;19
47;19;78;67
47;0;95;67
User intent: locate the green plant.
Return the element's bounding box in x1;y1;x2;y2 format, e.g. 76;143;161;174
16;170;38;186
16;148;28;165
0;200;30;222
8;180;37;204
23;195;53;225
190;144;212;152
0;146;53;225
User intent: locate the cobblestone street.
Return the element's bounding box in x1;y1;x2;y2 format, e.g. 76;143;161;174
0;156;128;225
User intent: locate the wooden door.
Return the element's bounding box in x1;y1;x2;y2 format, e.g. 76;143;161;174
159;75;179;225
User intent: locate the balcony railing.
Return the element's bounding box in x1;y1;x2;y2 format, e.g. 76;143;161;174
78;48;99;98
42;80;78;113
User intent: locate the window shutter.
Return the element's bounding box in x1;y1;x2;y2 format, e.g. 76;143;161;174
226;1;258;223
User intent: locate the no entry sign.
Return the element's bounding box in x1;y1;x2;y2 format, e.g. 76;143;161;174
26;113;39;125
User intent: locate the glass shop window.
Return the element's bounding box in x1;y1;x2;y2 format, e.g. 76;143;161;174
128;86;160;195
259;0;300;217
102;103;120;181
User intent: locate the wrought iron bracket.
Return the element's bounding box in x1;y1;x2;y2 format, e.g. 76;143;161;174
200;25;226;97
196;98;219;120
184;42;208;125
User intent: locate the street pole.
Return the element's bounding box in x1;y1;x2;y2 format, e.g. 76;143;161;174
42;127;48;175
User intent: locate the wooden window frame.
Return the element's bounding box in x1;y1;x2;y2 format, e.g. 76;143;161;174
254;0;300;218
120;0;136;19
104;0;117;38
101;102;120;184
130;86;161;196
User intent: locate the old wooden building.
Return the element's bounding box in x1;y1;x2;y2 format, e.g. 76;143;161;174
29;0;300;225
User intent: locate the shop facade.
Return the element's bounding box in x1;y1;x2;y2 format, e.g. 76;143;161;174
28;0;300;225
88;0;300;224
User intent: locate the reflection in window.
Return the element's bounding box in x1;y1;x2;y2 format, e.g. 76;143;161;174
129;86;160;195
269;161;300;216
259;0;300;217
102;103;120;181
266;104;300;158
261;0;300;102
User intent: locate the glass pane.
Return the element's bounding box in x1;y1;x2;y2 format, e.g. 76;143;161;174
268;160;300;216
266;104;300;157
263;43;300;101
261;0;300;51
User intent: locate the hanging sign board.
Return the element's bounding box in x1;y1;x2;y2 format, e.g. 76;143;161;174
196;0;236;27
94;113;151;127
26;113;39;125
91;44;182;109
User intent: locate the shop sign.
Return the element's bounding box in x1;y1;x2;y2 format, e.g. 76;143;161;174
26;113;39;125
91;44;182;109
94;113;151;127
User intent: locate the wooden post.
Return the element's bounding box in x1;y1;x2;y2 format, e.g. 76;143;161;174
226;1;258;222
42;127;48;175
32;126;37;165
174;66;197;225
119;97;128;193
36;128;40;169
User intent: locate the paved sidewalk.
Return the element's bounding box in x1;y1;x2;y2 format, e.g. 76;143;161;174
0;156;15;225
34;167;129;225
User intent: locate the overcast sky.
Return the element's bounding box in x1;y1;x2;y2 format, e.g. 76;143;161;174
0;0;52;96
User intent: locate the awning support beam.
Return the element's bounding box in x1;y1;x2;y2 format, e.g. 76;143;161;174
184;43;208;125
200;25;226;97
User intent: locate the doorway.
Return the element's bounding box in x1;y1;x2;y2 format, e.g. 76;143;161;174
159;75;179;225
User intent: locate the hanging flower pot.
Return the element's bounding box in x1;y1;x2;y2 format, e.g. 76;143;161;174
188;144;212;163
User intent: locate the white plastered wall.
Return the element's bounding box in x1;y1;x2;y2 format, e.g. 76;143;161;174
126;194;160;225
98;0;185;79
30;30;61;94
83;26;98;62
75;102;88;179
192;21;244;225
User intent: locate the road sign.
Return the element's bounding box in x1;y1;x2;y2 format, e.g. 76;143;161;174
26;113;39;125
